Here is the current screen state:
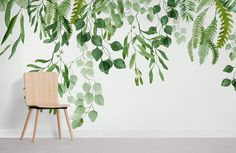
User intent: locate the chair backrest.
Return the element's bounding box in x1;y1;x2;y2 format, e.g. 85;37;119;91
24;72;58;106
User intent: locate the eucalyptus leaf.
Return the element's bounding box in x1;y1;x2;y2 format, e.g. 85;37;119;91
88;110;98;122
94;94;104;106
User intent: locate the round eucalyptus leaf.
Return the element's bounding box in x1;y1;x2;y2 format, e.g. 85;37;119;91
160;16;169;25
132;3;140;12
75;105;86;114
88;110;98;122
110;41;123;51
114;58;126;69
86;68;94;77
86;61;93;69
221;78;231;87
67;96;75;103
92;35;102;46
127;15;135;25
72;118;84;129
94;94;104;106
76;92;84;100
85;92;94;104
93;82;102;94
92;47;103;61
76;59;83;67
82;82;91;92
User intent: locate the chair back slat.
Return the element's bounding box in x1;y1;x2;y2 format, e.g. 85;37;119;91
24;72;58;106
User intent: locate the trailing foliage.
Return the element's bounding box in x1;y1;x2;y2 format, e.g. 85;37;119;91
1;0;236;127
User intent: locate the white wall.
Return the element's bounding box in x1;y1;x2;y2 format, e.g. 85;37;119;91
1;5;236;138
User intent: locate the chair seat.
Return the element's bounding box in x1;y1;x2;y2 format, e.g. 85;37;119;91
29;104;69;109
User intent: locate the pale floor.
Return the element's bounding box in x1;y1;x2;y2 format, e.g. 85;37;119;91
0;138;236;153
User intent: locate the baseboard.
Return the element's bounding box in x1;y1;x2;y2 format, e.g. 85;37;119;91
1;129;236;138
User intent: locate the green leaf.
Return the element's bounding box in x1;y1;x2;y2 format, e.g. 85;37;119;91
85;92;94;104
223;65;234;73
158;57;168;70
72;118;84;129
47;64;57;72
54;42;60;53
35;59;50;63
95;18;106;28
167;8;178;20
167;0;177;7
92;47;103;61
153;5;161;14
93;82;102;94
76;59;83;67
158;50;169;61
70;75;78;85
20;14;25;43
77;32;91;46
92;35;102;46
82;82;91;92
110;41;123;51
75;19;85;30
161;36;172;47
0;44;11;56
5;0;14;27
94;94;104;106
99;59;113;74
127;15;135;25
160;16;169;25
88;110;98;122
27;64;41;69
75;105;86;114
129;53;136;69
114;58;126;69
67;96;76;103
9;35;21;59
143;26;157;35
159;68;164;81
221;78;231;87
132;3;140;12
149;68;153;83
164;25;173;35
1;13;19;45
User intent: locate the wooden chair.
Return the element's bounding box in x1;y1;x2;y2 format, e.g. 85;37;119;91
20;72;74;142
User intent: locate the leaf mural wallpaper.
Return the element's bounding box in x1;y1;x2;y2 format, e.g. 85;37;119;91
0;0;236;129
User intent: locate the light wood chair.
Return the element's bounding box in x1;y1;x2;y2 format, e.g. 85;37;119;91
20;72;74;142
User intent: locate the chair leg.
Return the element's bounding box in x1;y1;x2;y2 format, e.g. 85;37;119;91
56;109;62;139
32;109;39;143
64;109;74;141
20;108;32;140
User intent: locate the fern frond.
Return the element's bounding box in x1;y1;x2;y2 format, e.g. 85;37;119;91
219;0;236;12
215;0;233;48
198;28;209;64
62;17;72;39
70;0;86;24
204;17;217;41
192;9;207;49
179;0;196;22
188;38;194;61
46;1;56;24
207;39;219;64
197;0;214;12
58;0;71;17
